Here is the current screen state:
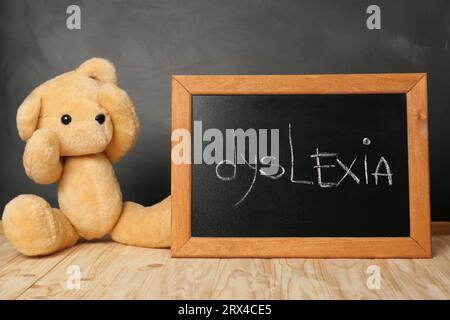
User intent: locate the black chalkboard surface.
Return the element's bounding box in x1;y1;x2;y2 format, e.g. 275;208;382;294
1;0;449;230
171;74;430;258
192;94;410;237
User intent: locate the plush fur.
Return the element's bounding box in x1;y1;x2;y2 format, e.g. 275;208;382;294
2;58;171;256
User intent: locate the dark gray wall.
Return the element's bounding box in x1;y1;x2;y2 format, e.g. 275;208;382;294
0;0;449;220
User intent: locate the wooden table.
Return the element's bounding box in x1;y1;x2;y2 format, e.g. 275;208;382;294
0;232;449;299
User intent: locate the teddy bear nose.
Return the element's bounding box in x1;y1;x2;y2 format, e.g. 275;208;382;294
95;114;106;124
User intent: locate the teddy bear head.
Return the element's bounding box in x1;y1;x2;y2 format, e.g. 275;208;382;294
16;58;140;162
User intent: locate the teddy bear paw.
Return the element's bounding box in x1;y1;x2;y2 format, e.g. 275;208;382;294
2;195;78;256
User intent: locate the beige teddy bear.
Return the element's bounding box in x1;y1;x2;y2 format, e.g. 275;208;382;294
2;58;171;256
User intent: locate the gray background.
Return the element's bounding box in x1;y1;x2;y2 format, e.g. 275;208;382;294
0;0;449;221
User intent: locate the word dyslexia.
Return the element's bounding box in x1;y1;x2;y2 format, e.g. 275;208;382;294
171;121;395;206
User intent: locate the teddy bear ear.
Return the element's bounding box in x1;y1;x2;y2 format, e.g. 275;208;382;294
76;58;117;84
17;92;41;141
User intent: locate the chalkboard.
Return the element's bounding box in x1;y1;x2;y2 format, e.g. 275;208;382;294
1;0;450;228
191;94;410;237
171;74;431;258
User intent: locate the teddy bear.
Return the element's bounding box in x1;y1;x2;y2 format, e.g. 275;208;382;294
2;58;171;256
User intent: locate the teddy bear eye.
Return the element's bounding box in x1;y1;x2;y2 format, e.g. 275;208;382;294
61;114;72;125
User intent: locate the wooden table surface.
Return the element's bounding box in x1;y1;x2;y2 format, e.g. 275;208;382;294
0;232;449;299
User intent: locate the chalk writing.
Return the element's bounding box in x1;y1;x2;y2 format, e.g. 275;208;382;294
214;123;395;206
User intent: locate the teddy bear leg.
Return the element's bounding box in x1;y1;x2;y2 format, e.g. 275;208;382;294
3;195;79;256
111;196;171;248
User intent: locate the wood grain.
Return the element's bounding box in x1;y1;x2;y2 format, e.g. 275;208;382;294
171;74;431;258
173;74;425;95
173;237;429;258
406;75;432;256
0;234;20;270
171;78;192;256
0;235;448;299
0;235;78;299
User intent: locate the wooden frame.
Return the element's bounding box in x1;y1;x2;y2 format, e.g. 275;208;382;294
171;74;431;258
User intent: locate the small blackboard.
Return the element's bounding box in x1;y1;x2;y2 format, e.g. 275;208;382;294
171;74;431;258
192;94;410;237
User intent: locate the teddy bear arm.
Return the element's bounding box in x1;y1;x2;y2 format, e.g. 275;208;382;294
23;128;63;185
